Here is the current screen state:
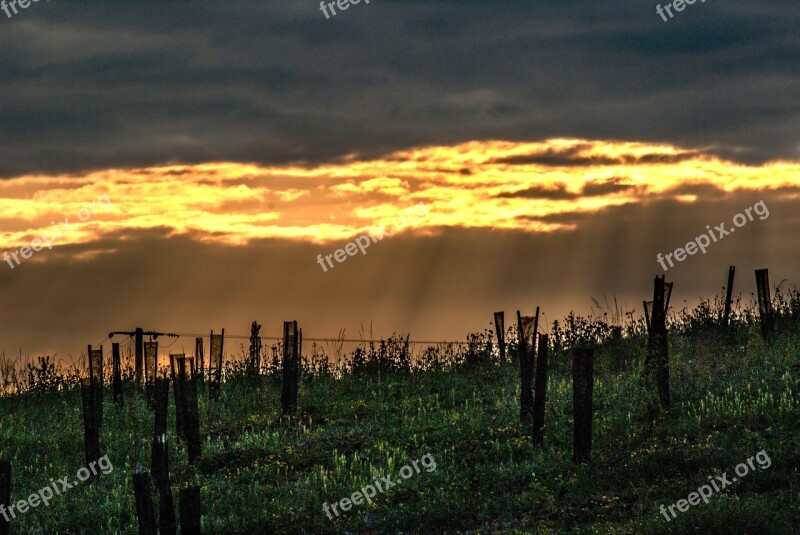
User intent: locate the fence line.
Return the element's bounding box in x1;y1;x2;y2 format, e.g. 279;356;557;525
103;332;481;347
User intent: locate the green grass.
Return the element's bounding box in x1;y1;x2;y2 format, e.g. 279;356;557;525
1;315;799;534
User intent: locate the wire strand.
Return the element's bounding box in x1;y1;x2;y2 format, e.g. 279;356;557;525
170;332;474;346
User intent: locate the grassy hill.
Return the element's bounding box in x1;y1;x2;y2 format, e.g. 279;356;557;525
0;296;798;534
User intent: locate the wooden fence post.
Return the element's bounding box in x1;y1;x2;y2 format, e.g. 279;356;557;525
179;358;202;464
195;337;204;389
0;457;10;535
281;321;299;415
133;465;157;535
209;330;224;399
646;276;670;408
179;486;202;535
572;345;594;464
723;265;735;330
516;311;529;422
170;355;186;443
88;345;104;428
150;377;176;534
151;377;169;487
144;341;159;408
80;377;101;480
112;342;123;404
249;321;262;377
532;334;549;447
755;268;774;344
517;309;538;423
494;311;505;362
135;327;144;385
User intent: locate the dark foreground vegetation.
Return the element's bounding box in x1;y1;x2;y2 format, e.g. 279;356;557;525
1;291;799;534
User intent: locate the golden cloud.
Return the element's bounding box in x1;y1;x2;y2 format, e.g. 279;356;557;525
0;139;798;250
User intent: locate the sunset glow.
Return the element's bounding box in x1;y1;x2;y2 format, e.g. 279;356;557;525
1;139;797;253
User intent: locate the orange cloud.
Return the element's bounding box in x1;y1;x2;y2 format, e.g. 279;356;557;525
0;139;798;251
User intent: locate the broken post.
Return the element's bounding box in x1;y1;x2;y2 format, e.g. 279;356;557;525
532;333;549;447
179;486;202;535
755;268;774;345
494;311;506;362
646;276;670;408
572;345;594;464
281;321;299;415
132;465;157;535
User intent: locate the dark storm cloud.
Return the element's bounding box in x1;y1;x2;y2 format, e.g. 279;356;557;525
0;0;796;178
490;146;701;167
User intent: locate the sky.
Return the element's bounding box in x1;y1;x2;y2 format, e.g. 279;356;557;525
0;0;798;363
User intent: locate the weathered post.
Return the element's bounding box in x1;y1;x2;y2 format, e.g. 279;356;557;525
494;311;506;362
150;376;176;533
572;345;594;464
135;327;144;384
195;337;204;388
209;330;224;399
132;465;157;535
755;268;774;345
0;457;10;535
88;345;104;428
144;341;158;408
249;321;262;377
646;276;670;408
659;280;670;409
516;310;537;423
80;377;101;480
112;342;123;404
170;354;186;442
179;486;202;535
281;321;299;415
151;377;169;487
179;358;202;464
533;333;549;447
157;464;176;535
723;265;735;330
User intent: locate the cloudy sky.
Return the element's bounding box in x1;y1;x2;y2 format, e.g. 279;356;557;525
0;0;797;362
